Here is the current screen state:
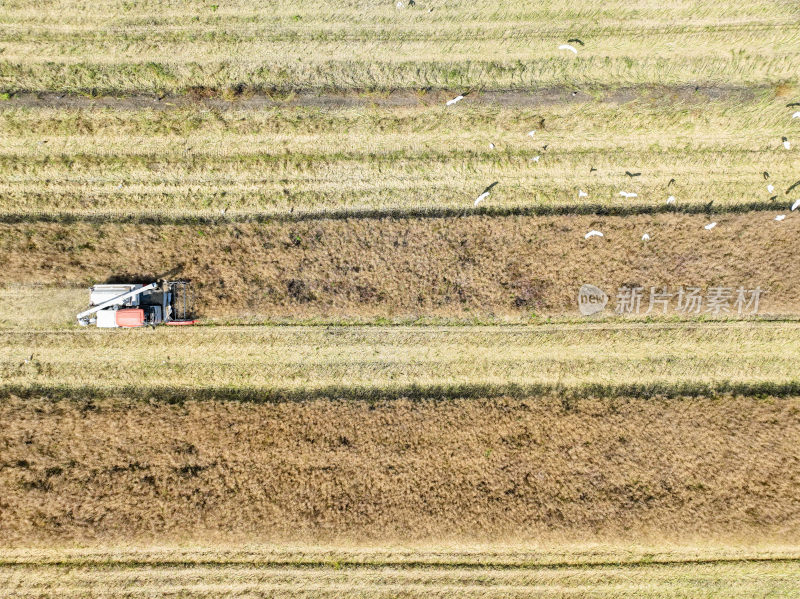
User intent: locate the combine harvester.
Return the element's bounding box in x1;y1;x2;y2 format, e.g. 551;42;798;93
77;281;196;328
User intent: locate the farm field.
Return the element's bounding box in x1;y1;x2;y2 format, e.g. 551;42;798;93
2;0;800;595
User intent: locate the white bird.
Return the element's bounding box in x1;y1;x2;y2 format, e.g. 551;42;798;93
642;233;651;241
666;195;676;204
396;1;404;8
792;199;800;211
585;230;603;239
446;95;464;106
792;111;800;119
619;191;638;198
474;182;498;206
559;44;578;54
578;189;588;198
527;130;536;137
530;155;540;162
219;207;227;216
767;184;775;193
783;136;791;150
775;215;786;221
704;222;717;230
488;143;495;150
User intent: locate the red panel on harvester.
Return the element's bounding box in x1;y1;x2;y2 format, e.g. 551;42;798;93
116;308;145;327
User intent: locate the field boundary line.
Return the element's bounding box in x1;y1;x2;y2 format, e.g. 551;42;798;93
1;555;798;571
0;200;788;226
5;319;800;333
3;380;800;402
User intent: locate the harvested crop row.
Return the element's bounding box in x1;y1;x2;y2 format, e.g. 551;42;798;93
4;323;800;396
1;91;798;214
1;558;799;598
1;212;798;319
1;394;798;545
2;0;799;93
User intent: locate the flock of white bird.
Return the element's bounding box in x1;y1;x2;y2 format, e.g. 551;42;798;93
444;40;798;244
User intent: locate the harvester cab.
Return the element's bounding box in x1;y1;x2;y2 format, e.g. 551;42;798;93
77;281;196;328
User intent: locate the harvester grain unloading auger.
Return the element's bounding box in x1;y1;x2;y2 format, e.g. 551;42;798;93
77;280;196;327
